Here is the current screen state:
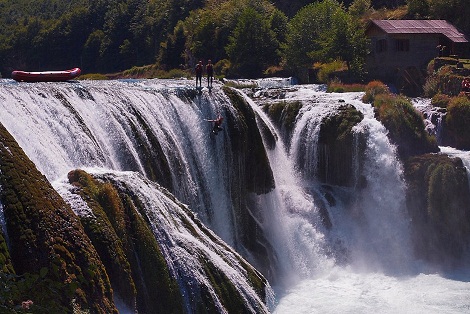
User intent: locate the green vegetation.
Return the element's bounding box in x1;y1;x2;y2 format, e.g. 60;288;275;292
363;81;439;159
327;80;366;92
445;96;470;149
68;169;183;314
424;61;468;97
5;0;456;80
430;92;451;108
404;154;470;262
0;123;116;313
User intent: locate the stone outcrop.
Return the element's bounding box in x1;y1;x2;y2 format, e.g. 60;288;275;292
404;154;470;265
223;86;278;278
317;104;365;187
0;123;117;313
67;169;182;314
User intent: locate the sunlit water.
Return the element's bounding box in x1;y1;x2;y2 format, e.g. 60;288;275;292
250;86;470;313
1;79;469;313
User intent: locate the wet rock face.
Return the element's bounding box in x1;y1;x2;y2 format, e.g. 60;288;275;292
222;86;278;278
317;104;365;187
404;154;470;264
0;123;117;313
441;96;470;150
68;169;182;314
373;95;439;160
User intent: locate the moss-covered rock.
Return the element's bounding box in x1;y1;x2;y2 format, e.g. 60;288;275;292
262;100;303;144
0;123;116;313
222;86;278;278
317;104;365;187
0;230;13;274
372;93;439;159
67;169;183;314
404;154;470;264
442;96;470;149
223;86;275;194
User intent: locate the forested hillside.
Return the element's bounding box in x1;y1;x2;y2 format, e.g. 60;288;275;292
0;0;468;79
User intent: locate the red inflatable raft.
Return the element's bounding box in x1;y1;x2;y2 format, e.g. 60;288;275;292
11;67;81;82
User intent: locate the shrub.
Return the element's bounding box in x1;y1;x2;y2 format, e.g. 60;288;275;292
327;79;365;93
315;60;345;83
373;93;438;158
446;96;470;149
431;93;451;108
423;74;440;97
362;80;390;103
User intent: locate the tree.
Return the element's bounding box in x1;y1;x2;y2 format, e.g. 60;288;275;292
348;0;372;17
406;0;429;18
269;8;288;64
225;7;278;78
285;0;368;78
314;10;369;77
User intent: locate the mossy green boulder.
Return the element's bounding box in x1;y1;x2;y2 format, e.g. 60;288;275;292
0;123;117;313
404;154;470;264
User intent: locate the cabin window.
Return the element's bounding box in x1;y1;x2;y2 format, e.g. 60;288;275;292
395;39;410;52
376;39;387;53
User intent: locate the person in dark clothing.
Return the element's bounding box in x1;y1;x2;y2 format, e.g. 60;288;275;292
206;59;214;88
195;60;203;88
207;113;224;135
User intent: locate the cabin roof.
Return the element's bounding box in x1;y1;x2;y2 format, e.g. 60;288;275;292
368;20;469;43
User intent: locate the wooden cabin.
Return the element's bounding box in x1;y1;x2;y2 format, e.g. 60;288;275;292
365;20;469;92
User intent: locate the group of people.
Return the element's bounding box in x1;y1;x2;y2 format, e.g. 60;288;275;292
195;59;214;89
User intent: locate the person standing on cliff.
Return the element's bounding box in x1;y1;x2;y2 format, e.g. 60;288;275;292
206;59;214;88
195;60;203;89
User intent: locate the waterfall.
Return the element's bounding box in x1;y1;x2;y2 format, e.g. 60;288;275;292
413;97;445;143
55;169;271;314
348;100;412;272
257;86;412;275
0;79;237;246
2;79;470;313
238;91;333;285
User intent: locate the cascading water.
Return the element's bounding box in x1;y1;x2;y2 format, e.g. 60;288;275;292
0;79;237;246
247;85;470;313
1;78;470;313
239;90;333;285
413;97;445;142
252;86;412;275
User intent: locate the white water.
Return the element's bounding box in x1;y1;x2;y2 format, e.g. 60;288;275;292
1;79;470;313
0;78;237;246
440;146;470;185
54;168;270;314
248;85;470;313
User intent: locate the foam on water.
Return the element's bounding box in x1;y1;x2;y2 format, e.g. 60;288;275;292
274;267;470;314
2;79;470;312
